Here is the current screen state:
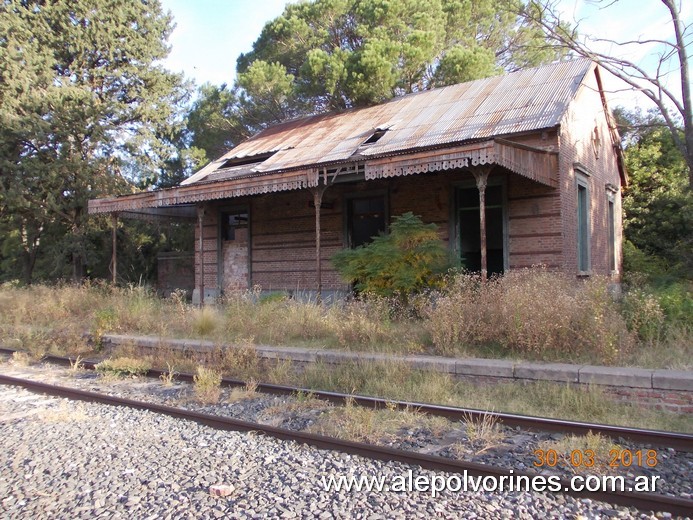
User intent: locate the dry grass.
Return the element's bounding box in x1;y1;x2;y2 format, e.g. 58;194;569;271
0;272;688;369
159;362;178;386
69;355;85;375
192;306;222;336
11;351;34;366
193;365;222;403
308;396;433;443
461;411;505;454
228;379;259;402
424;269;634;363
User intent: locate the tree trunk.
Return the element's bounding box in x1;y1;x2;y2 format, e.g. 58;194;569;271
71;207;84;284
19;221;40;286
20;249;36;286
72;253;84;284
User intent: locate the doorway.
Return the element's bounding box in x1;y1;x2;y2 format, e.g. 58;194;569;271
456;184;506;275
220;208;249;291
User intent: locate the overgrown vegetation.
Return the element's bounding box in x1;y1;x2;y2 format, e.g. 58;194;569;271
425;269;633;363
0;266;690;370
308;397;446;444
3;331;688;433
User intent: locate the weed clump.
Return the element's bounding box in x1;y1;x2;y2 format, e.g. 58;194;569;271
95;357;151;378
193;365;222;403
192;306;222;336
461;412;505;454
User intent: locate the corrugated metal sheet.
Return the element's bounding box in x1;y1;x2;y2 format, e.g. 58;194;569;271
184;59;593;185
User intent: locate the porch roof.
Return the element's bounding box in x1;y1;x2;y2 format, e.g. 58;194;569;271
88;139;558;215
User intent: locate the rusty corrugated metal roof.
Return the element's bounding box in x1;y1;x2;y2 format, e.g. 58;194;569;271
182;59;593;186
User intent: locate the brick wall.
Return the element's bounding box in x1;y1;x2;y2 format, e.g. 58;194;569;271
507;175;562;269
251;190;345;291
193;159;576;295
558;66;624;278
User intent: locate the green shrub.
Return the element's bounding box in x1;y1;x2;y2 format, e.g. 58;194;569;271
92;307;118;347
654;282;693;329
622;282;692;340
332;212;453;299
622;240;668;283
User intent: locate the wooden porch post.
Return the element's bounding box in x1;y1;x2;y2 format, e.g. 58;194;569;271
472;167;491;282
111;213;118;285
311;185;327;303
197;205;205;306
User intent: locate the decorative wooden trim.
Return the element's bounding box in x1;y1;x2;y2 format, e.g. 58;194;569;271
89;138;559;215
88;168;319;214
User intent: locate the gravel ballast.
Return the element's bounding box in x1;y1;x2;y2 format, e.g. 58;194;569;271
1;358;689;519
0;384;673;519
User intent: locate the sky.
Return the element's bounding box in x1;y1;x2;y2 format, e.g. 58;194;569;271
159;0;290;87
158;0;691;112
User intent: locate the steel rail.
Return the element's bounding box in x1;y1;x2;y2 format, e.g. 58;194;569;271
1;348;692;451
0;373;691;517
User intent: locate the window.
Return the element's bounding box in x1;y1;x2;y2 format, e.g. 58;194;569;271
221;210;248;241
576;174;590;273
346;195;386;247
607;193;616;272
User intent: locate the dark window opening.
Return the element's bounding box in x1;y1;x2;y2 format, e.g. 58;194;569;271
221;210;248;241
347;196;386;248
457;185;505;276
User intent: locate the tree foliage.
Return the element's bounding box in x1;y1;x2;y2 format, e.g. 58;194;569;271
0;0;191;283
188;0;566;162
332;212;453;298
618;109;692;278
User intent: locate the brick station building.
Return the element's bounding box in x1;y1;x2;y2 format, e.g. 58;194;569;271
89;58;627;303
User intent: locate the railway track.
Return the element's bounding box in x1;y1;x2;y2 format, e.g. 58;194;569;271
5;348;690;452
1;349;691;516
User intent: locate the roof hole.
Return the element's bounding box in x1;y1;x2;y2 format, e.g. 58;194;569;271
221;152;275;169
362;129;387;145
